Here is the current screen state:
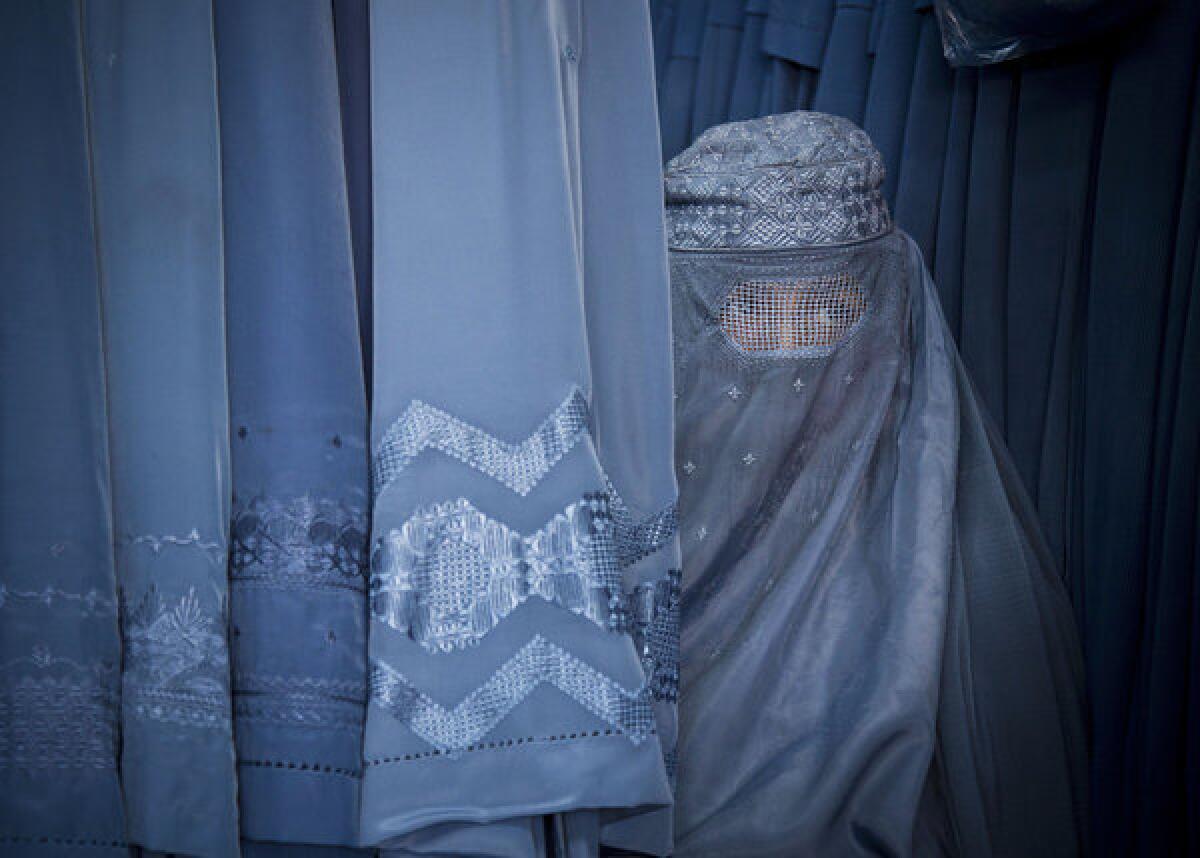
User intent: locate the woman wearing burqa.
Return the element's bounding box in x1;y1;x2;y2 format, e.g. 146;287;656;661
667;111;1087;856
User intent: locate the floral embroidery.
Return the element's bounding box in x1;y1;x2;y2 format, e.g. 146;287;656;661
230;495;367;591
122;586;229;729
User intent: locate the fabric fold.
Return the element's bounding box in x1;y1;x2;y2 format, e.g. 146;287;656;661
214;0;370;848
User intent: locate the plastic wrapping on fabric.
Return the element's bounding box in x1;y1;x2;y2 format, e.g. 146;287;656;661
933;0;1156;66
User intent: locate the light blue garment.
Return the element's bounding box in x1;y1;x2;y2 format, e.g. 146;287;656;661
84;1;239;854
214;0;370;849
0;3;127;853
362;1;679;854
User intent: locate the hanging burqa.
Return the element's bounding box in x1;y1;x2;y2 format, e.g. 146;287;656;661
361;2;680;855
666;111;1088;857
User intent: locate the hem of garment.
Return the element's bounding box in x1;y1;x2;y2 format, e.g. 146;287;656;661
237;763;361;846
359;731;671;848
0;836;129;855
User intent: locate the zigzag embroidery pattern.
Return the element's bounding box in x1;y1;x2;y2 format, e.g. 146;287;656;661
369;634;653;753
372;389;590;498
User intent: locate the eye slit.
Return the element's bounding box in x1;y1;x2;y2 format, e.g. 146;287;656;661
719;273;866;354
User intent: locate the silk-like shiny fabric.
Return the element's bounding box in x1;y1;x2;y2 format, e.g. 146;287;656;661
362;2;679;854
667;113;1087;856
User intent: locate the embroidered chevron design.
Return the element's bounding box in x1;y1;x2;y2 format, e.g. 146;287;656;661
605;483;679;568
369;635;653;753
372;389;590;498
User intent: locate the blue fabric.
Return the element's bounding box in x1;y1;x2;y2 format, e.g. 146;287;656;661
214;0;370;849
1003;52;1104;570
0;3;127;853
362;2;679;853
727;0;772;120
957;66;1016;434
929;66;976;338
861;0;922;207
333;0;373;393
1083;1;1200;852
83;1;239;853
811;0;875;124
891;10;954;261
660;0;711;159
690;0;746;138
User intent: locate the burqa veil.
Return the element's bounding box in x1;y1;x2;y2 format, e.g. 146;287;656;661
666;111;1087;857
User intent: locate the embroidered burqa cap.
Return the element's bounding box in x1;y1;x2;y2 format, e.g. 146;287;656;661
665;111;891;250
666;112;1088;857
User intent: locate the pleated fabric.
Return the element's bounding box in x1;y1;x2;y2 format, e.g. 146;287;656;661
0;3;127;852
756;0;833;117
1128;49;1200;856
1083;0;1200;852
690;0;746;143
83;1;239;854
890;7;953;262
1002;50;1104;572
213;0;370;850
660;0;712;159
362;1;679;854
333;0;373;392
861;0;923;207
810;0;874;124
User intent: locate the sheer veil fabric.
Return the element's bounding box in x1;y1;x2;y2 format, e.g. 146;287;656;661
667;112;1087;857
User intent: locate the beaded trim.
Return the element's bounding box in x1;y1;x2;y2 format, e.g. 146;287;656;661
370;495;622;652
372;389;590;498
369;635;654;754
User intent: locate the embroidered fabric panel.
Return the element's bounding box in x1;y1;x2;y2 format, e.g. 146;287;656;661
370;494;623;652
628;569;682;703
372;388;590;498
0;585;117;616
605;485;679;569
369;635;653;753
122;586;230;729
664;112;892;250
234;674;366;731
230;494;367;591
0;649;118;770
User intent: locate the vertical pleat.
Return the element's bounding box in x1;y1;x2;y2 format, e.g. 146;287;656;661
0;2;127;851
83;1;239;854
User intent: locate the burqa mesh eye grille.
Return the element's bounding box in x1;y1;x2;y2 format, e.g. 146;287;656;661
718;274;867;355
